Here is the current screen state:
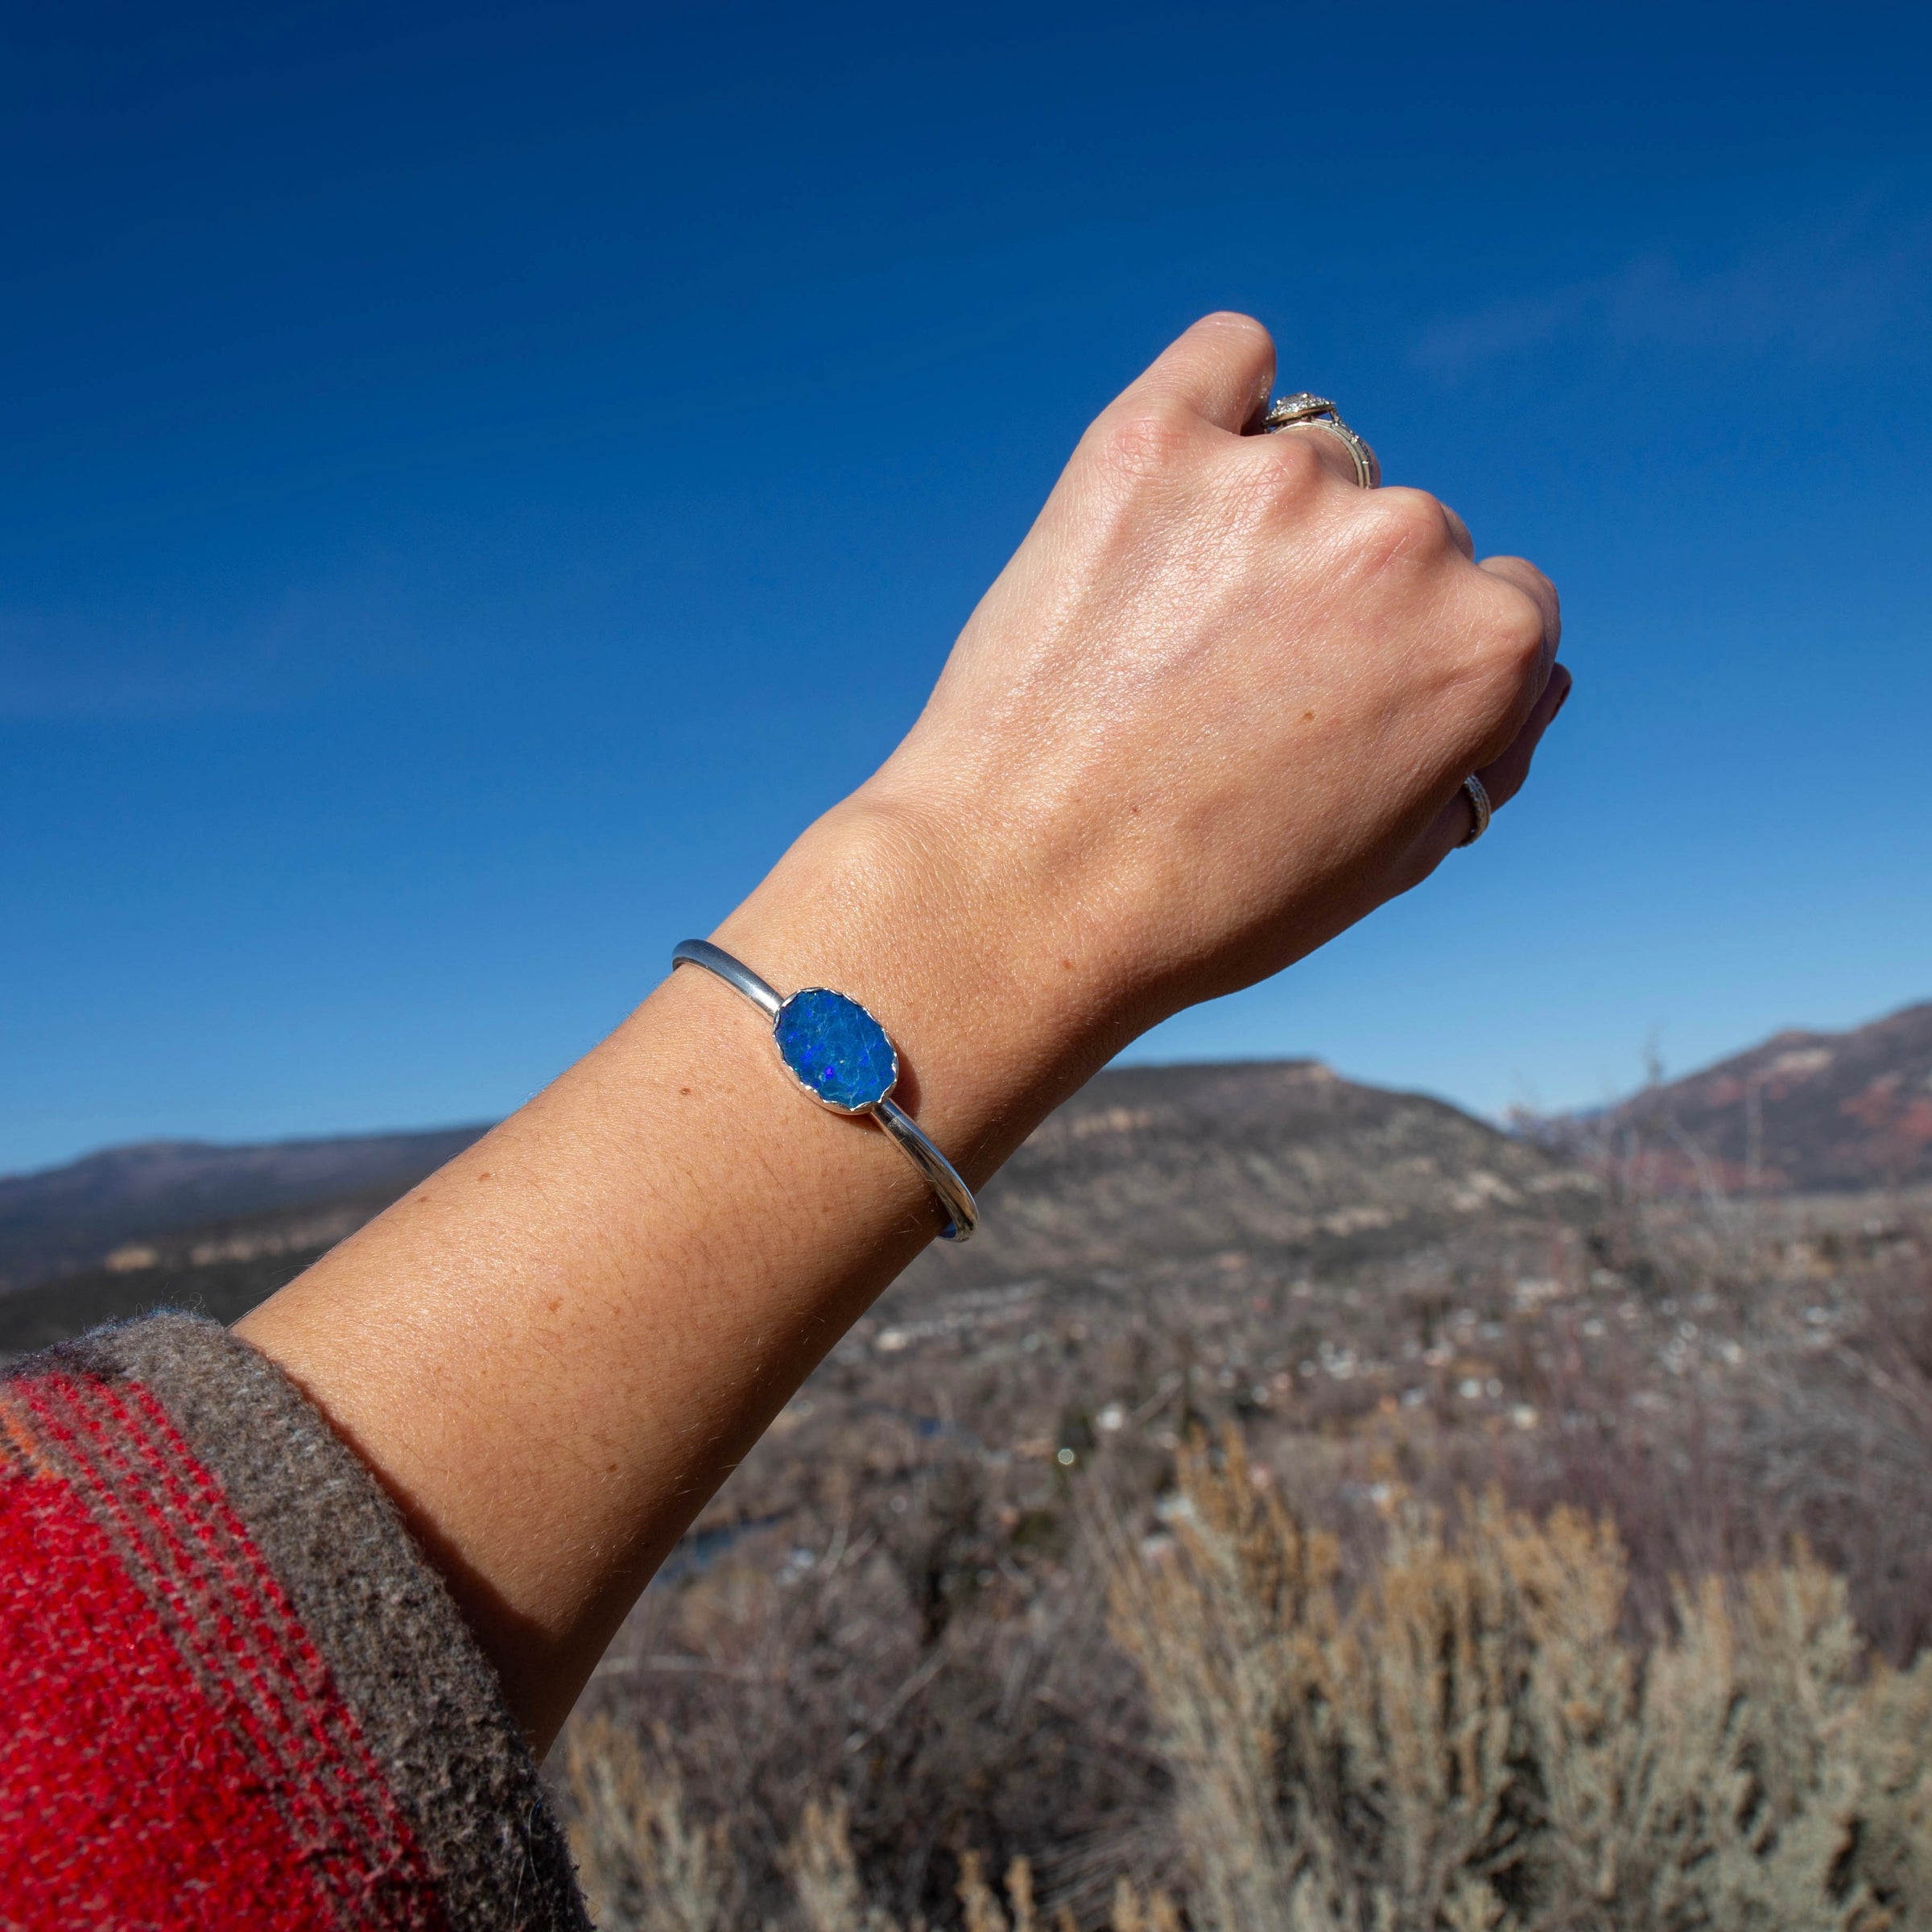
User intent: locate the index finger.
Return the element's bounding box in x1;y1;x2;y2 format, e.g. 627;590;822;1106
1117;312;1278;434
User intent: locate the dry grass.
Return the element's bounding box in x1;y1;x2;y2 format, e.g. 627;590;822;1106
557;1199;1932;1928
570;1758;1180;1932
564;1717;737;1932
564;1432;1932;1929
1108;1433;1932;1930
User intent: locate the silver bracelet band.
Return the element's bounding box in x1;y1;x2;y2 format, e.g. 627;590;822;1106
671;939;978;1242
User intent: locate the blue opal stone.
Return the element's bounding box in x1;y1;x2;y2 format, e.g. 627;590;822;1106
774;988;898;1112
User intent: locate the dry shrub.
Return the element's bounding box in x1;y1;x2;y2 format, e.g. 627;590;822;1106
564;1752;1183;1932
778;1830;1177;1932
564;1716;735;1932
1107;1431;1932;1931
1105;1880;1183;1932
1738;1236;1932;1662
558;1199;1932;1930
787;1796;907;1932
563;1436;1931;1930
560;1453;1166;1926
957;1849;1041;1932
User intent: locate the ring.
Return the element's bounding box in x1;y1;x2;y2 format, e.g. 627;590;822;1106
1458;774;1492;847
1260;393;1381;489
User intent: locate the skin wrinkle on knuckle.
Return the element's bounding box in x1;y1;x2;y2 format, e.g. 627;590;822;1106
1356;486;1454;565
1235;431;1330;518
1418;582;1542;737
1483;584;1552;683
1480;561;1561;673
1086;398;1204;487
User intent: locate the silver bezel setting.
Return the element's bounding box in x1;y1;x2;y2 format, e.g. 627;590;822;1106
670;939;979;1241
1261;391;1338;428
770;987;901;1117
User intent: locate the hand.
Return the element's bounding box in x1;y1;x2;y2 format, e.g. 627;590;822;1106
239;313;1571;1749
860;312;1567;1036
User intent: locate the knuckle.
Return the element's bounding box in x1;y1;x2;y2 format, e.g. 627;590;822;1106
1486;555;1561;634
1236;425;1329;510
1251;427;1329;500
1484;585;1549;673
1510;556;1558;605
1353;487;1453;564
1087;398;1203;482
1538;576;1563;644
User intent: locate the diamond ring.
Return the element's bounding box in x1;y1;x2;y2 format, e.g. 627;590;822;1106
1259;393;1381;489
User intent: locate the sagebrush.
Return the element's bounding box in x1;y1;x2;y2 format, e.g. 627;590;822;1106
566;1426;1932;1930
1108;1433;1932;1930
559;1195;1930;1926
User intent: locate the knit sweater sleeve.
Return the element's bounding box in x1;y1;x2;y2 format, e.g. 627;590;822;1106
0;1311;590;1930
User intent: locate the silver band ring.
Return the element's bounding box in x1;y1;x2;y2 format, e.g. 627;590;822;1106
671;939;979;1241
1260;392;1381;489
1458;774;1492;848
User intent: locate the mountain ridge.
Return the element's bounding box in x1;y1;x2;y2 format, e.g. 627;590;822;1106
4;996;1924;1355
0;1126;489;1291
1579;1000;1932;1194
0;1059;1598;1355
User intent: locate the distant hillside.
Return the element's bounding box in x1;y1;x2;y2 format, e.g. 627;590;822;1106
914;1059;1600;1292
0;1062;1600;1356
0;1126;488;1291
1587;1001;1932;1193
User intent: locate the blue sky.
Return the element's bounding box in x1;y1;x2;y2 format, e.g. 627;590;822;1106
3;2;1929;1174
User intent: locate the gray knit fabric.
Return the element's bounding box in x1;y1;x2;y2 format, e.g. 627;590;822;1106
53;1312;591;1932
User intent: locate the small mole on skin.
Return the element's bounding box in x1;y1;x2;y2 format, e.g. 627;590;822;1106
1061;959;1074;972
679;1086;692;1096
477;1171;491;1182
1302;709;1315;722
547;1297;562;1315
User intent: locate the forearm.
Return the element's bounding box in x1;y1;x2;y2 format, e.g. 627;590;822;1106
237;312;1567;1754
237;792;1112;1749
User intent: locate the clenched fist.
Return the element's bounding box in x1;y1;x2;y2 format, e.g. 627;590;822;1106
837;312;1567;1051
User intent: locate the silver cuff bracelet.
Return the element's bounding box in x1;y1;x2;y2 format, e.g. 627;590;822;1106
671;939;978;1241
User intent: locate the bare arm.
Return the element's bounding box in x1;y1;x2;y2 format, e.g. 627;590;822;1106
237;315;1569;1752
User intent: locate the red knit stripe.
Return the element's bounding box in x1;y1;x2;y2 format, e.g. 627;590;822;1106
20;1376;374;1863
17;1373;395;1918
25;1371;408;1905
19;1370;446;1928
1;1432;344;1925
103;1370;454;1922
6;1371;450;1930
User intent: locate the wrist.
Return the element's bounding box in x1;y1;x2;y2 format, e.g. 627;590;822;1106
709;789;1121;1177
